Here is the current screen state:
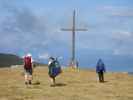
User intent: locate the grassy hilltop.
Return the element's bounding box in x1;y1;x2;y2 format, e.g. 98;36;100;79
0;66;133;100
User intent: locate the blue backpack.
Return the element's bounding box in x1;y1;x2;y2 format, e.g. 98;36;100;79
49;60;61;77
53;61;61;76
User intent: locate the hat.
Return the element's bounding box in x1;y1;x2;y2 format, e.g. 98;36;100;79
49;57;54;60
26;53;32;57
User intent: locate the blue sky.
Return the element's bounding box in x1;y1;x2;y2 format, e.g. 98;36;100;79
0;0;133;71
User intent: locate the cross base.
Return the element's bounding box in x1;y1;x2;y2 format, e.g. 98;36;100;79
69;60;79;68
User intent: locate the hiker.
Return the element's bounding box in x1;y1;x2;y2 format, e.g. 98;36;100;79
96;59;106;83
48;57;62;86
23;53;33;85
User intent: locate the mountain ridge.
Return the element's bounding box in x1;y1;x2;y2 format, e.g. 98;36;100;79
0;53;23;67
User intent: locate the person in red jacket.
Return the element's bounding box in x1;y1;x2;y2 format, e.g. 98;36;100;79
23;53;33;85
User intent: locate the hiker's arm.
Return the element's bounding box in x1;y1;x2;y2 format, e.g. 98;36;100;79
23;58;25;69
103;64;106;72
96;65;99;73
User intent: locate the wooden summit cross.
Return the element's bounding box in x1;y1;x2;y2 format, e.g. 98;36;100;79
61;10;87;68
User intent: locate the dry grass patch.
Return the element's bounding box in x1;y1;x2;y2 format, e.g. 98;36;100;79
0;66;133;100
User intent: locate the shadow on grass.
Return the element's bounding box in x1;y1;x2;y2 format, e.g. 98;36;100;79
98;81;108;83
32;81;41;85
50;83;67;87
104;81;108;83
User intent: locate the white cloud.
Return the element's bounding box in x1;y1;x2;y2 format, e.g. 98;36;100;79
58;56;63;60
118;31;132;37
113;49;121;55
113;31;133;40
112;31;133;56
113;48;133;56
111;11;133;17
0;2;71;55
38;53;50;60
100;6;133;17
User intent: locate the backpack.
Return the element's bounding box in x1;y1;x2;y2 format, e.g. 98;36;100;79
48;60;61;77
24;56;32;69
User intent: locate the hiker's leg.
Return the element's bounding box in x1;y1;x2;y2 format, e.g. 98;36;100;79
28;75;32;84
25;74;28;84
27;69;32;84
99;72;102;82
98;72;101;82
53;77;56;85
24;69;28;84
101;72;104;82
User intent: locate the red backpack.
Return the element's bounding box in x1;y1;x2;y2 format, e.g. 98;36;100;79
24;56;32;69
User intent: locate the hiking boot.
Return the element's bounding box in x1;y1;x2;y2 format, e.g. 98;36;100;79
50;84;56;87
29;81;32;85
25;82;28;85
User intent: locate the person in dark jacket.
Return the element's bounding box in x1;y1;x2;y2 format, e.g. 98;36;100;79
96;59;106;82
48;57;62;86
48;57;56;85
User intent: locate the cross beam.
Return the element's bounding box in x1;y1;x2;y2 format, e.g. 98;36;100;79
61;10;87;67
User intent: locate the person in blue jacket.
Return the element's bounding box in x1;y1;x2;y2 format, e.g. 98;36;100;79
96;59;106;82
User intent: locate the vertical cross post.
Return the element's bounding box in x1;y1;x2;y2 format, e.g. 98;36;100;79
61;10;87;68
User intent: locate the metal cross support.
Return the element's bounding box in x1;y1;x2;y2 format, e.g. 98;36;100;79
61;10;87;68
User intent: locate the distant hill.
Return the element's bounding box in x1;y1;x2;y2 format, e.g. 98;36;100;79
0;53;47;67
0;53;23;67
